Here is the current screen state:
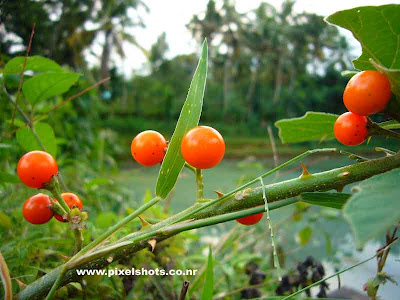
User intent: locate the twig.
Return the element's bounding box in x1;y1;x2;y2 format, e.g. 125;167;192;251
11;24;35;128
178;281;190;300
0;252;12;300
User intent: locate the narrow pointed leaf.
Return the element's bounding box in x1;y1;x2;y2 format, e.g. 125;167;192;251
201;246;213;300
300;192;351;209
22;72;81;105
275;112;338;143
156;40;208;199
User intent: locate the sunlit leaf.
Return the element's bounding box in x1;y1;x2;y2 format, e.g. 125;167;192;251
275;112;338;143
16;122;57;157
156;40;208;199
22;72;81;105
3;56;63;74
326;5;400;71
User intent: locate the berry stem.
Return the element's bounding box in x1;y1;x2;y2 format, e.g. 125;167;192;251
367;120;400;140
44;176;70;214
195;168;204;201
184;162;196;173
44;176;84;253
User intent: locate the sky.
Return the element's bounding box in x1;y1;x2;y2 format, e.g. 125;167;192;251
91;0;398;76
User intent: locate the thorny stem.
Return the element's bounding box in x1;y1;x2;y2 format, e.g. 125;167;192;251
173;148;337;224
17;151;400;300
69;196;161;263
44;265;67;300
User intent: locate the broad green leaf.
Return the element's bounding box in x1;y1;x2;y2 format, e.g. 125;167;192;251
300;192;351;209
0;172;20;184
325;5;400;71
22;72;81;105
156;40;208;199
201;246;213;300
3;56;63;74
275;112;338;143
16;122;57;157
297;226;312;246
0;211;12;229
343;169;400;249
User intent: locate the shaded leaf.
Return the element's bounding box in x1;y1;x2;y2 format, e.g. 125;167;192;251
16;122;57;157
275;112;338;143
300;192;351;209
3;56;63;74
343;169;400;248
201;246;213;300
22;72;81;105
156;40;208;199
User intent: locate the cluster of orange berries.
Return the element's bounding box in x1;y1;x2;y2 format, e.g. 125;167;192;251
130;126;264;225
17;151;83;225
334;70;392;146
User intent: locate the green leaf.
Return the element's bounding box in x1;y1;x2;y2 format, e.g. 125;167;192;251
379;120;400;130
16;122;57;157
275;112;338;143
325;5;400;71
0;211;12;229
0;172;20;184
201;246;213;300
343;169;400;249
3;56;63;74
22;72;81;105
297;226;312;246
156;40;208;199
300;192;351;209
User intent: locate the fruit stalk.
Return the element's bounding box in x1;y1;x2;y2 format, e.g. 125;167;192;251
195;168;204;201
